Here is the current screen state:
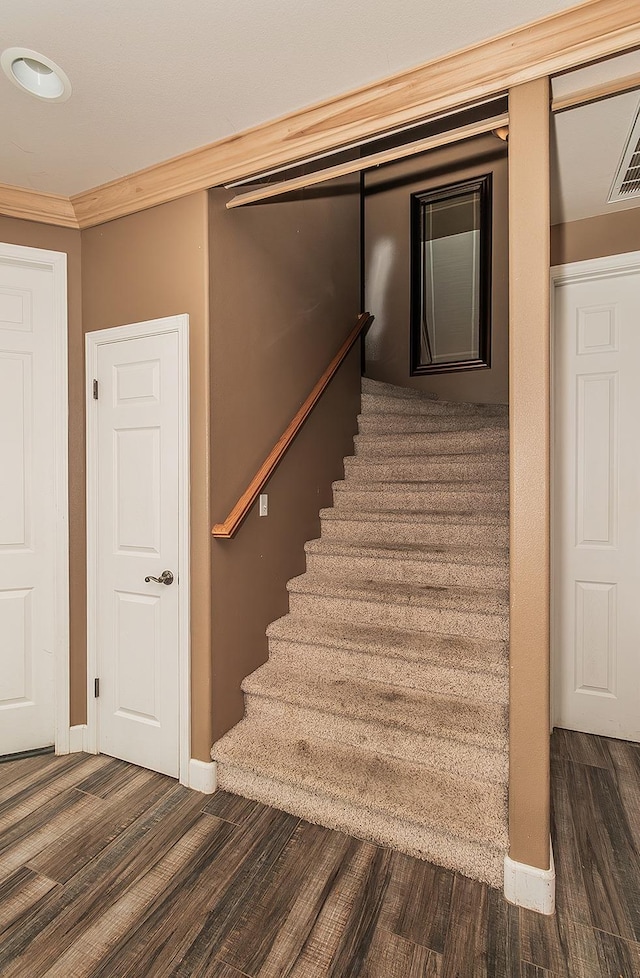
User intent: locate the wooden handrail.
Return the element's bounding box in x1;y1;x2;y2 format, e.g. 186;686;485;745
212;312;373;539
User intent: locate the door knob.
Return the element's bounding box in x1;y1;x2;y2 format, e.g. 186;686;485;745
144;569;174;585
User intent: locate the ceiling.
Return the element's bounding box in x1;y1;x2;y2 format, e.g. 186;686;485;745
551;50;640;223
0;0;587;197
1;0;639;227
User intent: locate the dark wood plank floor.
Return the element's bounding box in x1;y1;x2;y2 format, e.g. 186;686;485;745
0;730;638;977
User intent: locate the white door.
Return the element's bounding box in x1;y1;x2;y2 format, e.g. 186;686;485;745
553;255;640;742
88;317;189;778
0;245;67;755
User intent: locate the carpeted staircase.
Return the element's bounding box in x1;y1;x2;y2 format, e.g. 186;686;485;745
212;377;509;887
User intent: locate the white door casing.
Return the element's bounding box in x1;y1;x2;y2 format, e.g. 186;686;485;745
86;316;190;781
552;253;640;742
0;243;69;756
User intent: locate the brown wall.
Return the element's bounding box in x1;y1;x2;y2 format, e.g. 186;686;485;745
81;193;212;761
551;208;640;266
209;183;361;740
0;216;84;728
363;135;509;403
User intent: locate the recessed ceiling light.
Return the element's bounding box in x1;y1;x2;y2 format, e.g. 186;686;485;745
1;47;71;102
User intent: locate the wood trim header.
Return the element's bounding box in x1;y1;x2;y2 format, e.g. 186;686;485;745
226;114;509;209
1;0;639;229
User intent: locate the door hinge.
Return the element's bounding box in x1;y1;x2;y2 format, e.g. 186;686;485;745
93;379;99;400
94;677;100;698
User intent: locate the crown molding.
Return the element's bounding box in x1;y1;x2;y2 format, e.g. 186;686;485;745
0;182;78;229
1;0;639;230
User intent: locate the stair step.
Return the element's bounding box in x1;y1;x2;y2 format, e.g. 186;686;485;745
266;614;508;677
246;694;508;785
332;479;509;514
344;452;508;482
361;377;439;400
213;721;508;887
286;574;509;641
211;377;513;888
361;391;509;419
358;412;509;433
268;634;507;705
354;429;509;458
320;506;509;547
242;660;508;767
304;538;509;588
288;572;508;615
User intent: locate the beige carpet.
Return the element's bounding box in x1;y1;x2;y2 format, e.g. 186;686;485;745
212;377;509;887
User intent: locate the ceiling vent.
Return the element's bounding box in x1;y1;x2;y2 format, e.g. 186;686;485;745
608;101;640;202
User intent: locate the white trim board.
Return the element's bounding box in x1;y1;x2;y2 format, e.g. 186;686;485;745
68;724;86;753
504;841;556;915
189;759;217;794
85;314;191;785
0;242;70;756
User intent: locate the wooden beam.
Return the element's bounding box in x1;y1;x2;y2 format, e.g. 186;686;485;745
551;69;640;112
226;114;509;209
0;183;79;229
70;0;640;228
508;78;552;874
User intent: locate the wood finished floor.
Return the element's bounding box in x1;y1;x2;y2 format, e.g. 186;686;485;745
0;730;638;977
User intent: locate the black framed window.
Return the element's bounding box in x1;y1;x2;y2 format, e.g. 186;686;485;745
410;174;492;375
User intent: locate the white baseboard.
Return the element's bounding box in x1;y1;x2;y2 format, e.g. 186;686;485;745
188;758;217;794
68;724;87;753
504;840;555;914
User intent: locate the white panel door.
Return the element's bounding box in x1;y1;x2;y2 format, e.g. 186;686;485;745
94;328;181;776
0;254;61;753
554;261;640;741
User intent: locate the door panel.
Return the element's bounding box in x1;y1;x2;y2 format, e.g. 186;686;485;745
0;255;59;754
554;266;640;742
94;329;180;777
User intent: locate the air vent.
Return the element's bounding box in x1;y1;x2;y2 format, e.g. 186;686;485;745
608;102;640;202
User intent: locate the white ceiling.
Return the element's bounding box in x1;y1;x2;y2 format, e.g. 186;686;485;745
551;50;640;223
0;0;584;196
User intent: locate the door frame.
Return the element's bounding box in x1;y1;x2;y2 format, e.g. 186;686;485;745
0;241;69;754
85;315;191;784
550;249;640;729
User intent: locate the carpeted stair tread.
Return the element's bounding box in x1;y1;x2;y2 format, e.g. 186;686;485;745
361;377;439;400
242;660;508;752
266;614;508;677
343;453;508;482
304;538;509;588
267;636;508;710
287;572;508;616
241;675;507;783
357;412;509;433
319;506;509;550
320;507;507;526
216;759;504;886
354;429;509;457
305;538;508;566
331;481;509;515
361;391;508;419
213;721;508;854
287;578;508;641
334;478;509;494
